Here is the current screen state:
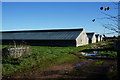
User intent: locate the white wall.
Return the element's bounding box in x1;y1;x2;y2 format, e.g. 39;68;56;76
96;35;101;42
92;34;96;43
76;30;88;47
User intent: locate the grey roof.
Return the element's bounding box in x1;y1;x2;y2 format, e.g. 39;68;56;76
95;34;100;38
86;33;95;39
95;34;99;35
2;28;83;40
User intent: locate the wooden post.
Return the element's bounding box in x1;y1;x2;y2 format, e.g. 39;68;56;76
117;52;120;80
116;39;120;80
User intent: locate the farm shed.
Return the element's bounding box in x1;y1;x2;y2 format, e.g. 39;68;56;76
86;33;96;43
100;35;103;42
95;34;101;42
1;28;88;47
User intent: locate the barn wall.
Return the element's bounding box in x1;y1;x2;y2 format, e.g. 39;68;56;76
100;36;103;42
92;34;96;43
98;36;101;42
2;40;76;47
76;31;88;47
96;35;101;42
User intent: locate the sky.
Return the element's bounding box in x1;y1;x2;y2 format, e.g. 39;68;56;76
1;0;120;2
2;2;118;36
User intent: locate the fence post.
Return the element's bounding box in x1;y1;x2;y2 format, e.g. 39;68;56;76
116;40;120;80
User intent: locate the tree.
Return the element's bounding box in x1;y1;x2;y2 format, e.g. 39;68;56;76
93;2;120;80
100;2;120;80
92;2;120;36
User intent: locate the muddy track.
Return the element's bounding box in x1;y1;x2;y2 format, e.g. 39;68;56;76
2;59;117;80
2;63;76;80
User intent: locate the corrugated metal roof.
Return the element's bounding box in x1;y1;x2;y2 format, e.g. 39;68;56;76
2;28;83;40
1;28;83;33
95;34;100;38
86;33;95;39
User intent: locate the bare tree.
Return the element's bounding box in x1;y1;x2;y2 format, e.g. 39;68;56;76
93;2;120;80
92;2;120;36
99;2;120;80
100;11;120;35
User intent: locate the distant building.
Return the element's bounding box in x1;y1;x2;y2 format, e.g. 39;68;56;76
95;34;101;42
86;32;96;43
1;28;88;47
100;35;103;42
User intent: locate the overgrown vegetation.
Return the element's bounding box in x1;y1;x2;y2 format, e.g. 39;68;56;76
61;60;117;79
1;41;117;75
91;60;104;66
2;44;89;75
98;51;117;57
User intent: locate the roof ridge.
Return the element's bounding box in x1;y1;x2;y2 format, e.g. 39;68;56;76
86;32;95;34
1;28;83;33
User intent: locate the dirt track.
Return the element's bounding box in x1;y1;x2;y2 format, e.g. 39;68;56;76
2;59;117;80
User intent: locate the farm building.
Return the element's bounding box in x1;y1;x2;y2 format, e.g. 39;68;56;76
1;28;89;47
86;32;96;43
100;35;103;42
95;34;101;42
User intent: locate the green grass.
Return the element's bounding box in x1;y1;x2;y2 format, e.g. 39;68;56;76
2;46;88;75
91;60;104;66
2;41;115;75
98;51;117;57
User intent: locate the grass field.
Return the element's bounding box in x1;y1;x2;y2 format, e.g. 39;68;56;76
1;41;116;75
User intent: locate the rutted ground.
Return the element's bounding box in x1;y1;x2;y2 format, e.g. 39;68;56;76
2;59;117;80
2;60;77;79
2;42;117;80
61;60;117;80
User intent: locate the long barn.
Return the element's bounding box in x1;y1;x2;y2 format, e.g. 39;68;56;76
86;32;96;43
1;28;88;47
95;34;101;42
